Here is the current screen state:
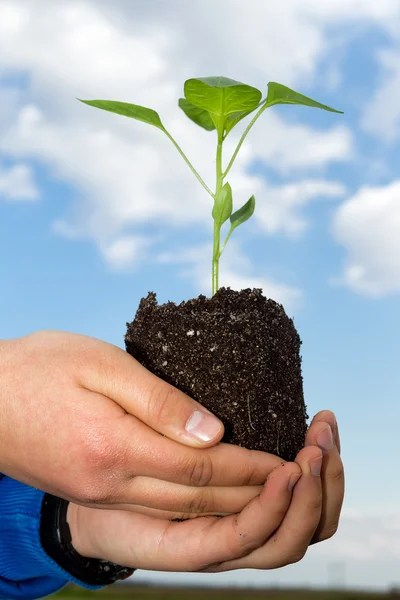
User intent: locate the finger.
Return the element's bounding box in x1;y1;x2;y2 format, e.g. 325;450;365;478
309;410;341;454
305;419;345;543
213;446;323;571
81;462;302;571
110;505;231;521
78;341;224;447
95;411;286;491
91;478;264;516
124;428;286;488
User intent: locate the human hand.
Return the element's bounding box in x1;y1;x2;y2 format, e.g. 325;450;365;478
0;331;283;516
304;410;344;544
66;412;344;573
67;447;314;571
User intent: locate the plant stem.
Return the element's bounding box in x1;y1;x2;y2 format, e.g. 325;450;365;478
164;130;214;198
223;99;279;179
219;225;234;259
212;132;224;296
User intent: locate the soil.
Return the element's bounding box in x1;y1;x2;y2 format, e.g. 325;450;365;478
125;287;307;461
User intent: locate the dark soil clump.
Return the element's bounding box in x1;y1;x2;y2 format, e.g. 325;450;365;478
125;288;307;461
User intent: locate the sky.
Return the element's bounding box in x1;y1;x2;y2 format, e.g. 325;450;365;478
1;0;400;591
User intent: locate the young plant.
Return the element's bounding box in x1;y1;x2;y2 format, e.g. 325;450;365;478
79;77;342;296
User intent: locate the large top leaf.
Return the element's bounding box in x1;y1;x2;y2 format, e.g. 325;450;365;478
266;82;343;114
78;99;165;130
184;77;262;129
178;98;216;131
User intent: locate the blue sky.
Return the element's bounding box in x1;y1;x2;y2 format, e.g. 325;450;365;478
2;0;400;590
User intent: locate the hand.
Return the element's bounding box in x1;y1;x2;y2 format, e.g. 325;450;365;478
0;331;283;516
304;410;344;543
67;413;344;572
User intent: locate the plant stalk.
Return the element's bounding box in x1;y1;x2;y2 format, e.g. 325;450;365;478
223;99;279;179
212;132;224;296
164;130;214;198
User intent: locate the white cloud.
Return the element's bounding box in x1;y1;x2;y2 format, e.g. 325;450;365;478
362;47;400;142
255;179;346;237
0;162;38;201
332;180;400;296
245;117;352;175
100;235;149;271
0;0;353;264
313;510;400;562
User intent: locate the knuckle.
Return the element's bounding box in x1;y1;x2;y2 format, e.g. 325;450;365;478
326;463;345;485
186;489;214;514
183;453;213;487
229;518;258;558
146;383;178;426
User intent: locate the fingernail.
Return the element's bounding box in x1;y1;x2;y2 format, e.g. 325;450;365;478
185;410;222;442
316;425;334;451
310;456;323;477
288;473;301;492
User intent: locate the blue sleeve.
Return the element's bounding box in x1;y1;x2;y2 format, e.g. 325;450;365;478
0;474;102;599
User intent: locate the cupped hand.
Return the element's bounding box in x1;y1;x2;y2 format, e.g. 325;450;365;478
0;330;283;516
304;410;344;543
67;413;344;573
67;446;318;572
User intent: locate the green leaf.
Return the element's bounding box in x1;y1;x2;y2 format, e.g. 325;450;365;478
266;82;343;114
78;99;165;130
178;98;216;131
184;77;262;129
212;182;233;225
230;195;255;230
224;102;263;136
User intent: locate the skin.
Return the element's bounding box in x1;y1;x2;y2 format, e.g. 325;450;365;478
0;330;296;514
68;412;344;572
0;330;344;572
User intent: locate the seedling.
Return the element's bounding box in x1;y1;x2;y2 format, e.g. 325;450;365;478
79;77;342;296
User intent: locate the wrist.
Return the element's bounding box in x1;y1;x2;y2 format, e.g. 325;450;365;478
41;494;134;585
67;503;99;559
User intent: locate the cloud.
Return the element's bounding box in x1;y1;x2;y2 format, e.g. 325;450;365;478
314;510;400;562
0;162;38;201
254;179;346;237
100;235;149;270
361;47;400;142
0;0;352;263
245;117;353;176
332;180;400;296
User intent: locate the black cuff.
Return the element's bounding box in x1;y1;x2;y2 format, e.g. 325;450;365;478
40;493;135;586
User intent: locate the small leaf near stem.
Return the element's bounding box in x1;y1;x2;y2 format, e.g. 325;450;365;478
212;182;233;225
219;195;256;258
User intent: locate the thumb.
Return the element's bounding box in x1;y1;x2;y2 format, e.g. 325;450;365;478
80;341;224;448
